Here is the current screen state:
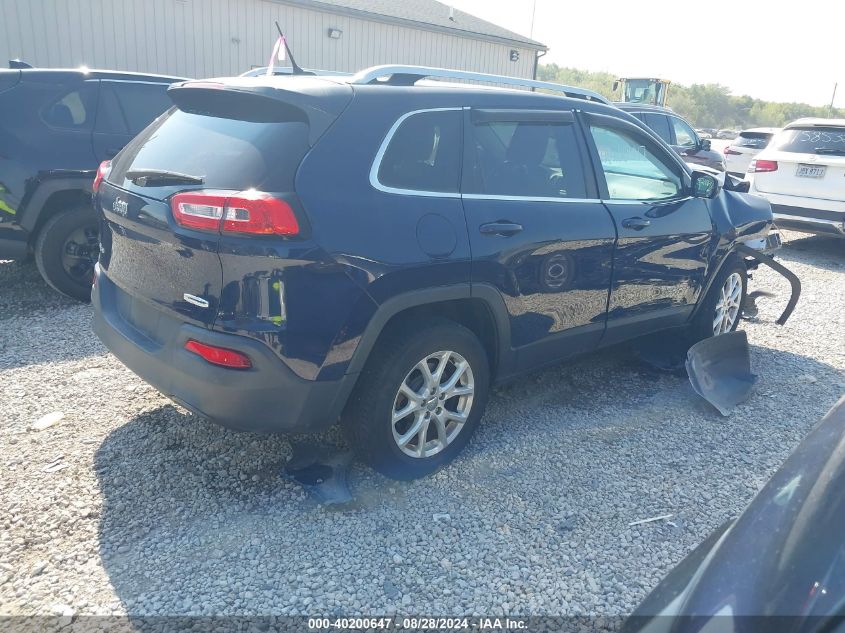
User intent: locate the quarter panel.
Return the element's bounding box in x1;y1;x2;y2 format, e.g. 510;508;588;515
295;93;473;319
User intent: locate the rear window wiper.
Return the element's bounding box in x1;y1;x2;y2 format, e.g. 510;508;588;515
813;147;845;155
125;169;205;186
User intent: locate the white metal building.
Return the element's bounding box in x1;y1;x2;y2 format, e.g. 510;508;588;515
1;0;546;80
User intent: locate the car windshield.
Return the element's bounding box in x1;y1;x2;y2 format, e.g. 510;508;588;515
772;126;845;154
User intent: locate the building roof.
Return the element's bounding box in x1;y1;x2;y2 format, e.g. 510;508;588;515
282;0;547;50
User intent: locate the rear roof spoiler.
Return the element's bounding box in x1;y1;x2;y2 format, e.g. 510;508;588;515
168;79;353;145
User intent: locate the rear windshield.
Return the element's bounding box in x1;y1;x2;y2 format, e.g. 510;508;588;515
771;126;845;155
734;132;773;149
109;108;310;196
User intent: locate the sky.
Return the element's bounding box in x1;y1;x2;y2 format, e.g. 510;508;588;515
447;0;845;108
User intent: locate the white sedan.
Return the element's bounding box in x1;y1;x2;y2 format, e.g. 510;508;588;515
724;127;779;176
746;118;845;238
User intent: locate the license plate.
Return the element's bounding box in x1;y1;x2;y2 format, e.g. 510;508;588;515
796;164;826;178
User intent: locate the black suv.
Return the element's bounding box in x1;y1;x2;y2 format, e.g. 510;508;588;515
616;103;726;173
0;65;185;300
92;66;777;480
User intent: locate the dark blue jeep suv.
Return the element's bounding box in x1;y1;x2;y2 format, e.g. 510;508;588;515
92;66;777;479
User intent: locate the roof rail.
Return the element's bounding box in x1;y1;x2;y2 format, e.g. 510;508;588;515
349;65;610;104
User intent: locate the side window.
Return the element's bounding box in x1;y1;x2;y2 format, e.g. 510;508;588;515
469;120;588;199
95;84;130;135
589;124;684;201
377;110;462;193
671;116;697;148
642;113;672;144
108;82;173;134
42;84;97;130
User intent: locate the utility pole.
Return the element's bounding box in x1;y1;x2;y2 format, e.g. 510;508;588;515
829;83;838;117
530;0;537;39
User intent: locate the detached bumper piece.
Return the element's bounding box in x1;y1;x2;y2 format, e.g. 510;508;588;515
686;331;756;416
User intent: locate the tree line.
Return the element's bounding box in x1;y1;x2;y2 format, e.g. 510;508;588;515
537;63;844;129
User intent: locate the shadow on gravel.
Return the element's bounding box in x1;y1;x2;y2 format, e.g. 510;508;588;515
777;234;844;273
94;342;844;618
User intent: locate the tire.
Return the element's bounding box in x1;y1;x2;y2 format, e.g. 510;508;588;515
34;205;99;302
688;257;747;343
342;318;490;480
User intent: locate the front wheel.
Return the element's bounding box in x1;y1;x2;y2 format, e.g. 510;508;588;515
342;318;490;480
689;258;747;343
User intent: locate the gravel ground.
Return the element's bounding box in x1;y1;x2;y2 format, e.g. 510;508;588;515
1;231;843;619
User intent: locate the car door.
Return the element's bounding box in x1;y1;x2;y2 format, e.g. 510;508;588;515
641;112;673;145
669;114;708;167
93;80;172;162
582;112;714;345
461;108;617;373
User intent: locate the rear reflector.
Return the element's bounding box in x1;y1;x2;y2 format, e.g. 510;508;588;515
749;159;778;173
93;160;111;193
184;340;252;369
170;190;299;235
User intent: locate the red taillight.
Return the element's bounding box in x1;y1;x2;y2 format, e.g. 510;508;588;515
749;159;778;173
724;146;742;155
171;191;229;231
184;340;252;369
93;160;111;193
170;190;299;236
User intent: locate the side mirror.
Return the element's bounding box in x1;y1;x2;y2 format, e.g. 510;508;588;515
700;138;711;151
692;171;719;198
612;80;619;92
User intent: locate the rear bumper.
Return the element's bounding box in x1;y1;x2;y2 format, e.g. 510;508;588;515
771;205;845;237
92;270;355;433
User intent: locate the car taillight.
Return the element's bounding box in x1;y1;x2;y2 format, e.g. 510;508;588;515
170;190;299;236
749;159;778;173
184;340;252;369
724;147;742;155
222;192;299;235
171;191;229;231
92;160;111;193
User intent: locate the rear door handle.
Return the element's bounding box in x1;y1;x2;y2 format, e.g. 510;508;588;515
479;221;523;236
621;217;650;230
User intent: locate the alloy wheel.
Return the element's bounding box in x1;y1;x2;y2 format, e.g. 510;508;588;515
713;272;743;335
60;224;99;285
391;350;475;458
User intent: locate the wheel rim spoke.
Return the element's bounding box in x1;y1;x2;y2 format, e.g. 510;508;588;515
392;399;420;424
441;361;468;393
397;414;423;448
447;385;474;398
399;382;423;403
415;417;432;456
434;416;449;448
444;410;468;424
431;351;451;387
417;359;436;390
